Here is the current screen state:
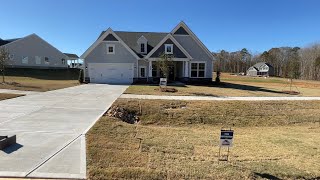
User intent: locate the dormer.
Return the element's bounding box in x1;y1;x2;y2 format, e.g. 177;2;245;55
137;35;148;54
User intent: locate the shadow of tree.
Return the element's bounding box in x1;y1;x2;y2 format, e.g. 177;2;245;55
254;172;281;180
191;92;219;97
193;82;285;95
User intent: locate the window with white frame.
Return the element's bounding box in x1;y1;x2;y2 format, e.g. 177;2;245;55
140;43;146;53
44;57;49;64
61;58;66;65
107;44;115;54
191;62;205;78
165;44;173;54
35;56;41;64
139;66;146;78
22;56;28;64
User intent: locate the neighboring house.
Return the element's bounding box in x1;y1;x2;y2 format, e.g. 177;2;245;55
64;53;82;69
81;21;214;84
0;34;68;69
247;62;274;76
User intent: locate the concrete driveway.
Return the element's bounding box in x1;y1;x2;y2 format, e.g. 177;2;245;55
0;84;128;179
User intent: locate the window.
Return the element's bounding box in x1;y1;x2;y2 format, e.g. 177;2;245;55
107;44;115;54
140;43;146;53
22;56;28;64
61;58;66;65
152;64;157;77
9;54;14;60
190;62;205;78
165;44;173;54
44;57;49;64
139;66;146;78
35;56;41;64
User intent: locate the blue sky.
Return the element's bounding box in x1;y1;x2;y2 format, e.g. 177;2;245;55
1;0;320;56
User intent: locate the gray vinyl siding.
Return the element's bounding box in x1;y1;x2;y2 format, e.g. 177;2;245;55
174;35;213;78
84;41;138;77
4;34;68;69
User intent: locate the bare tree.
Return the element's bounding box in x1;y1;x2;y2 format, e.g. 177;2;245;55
0;47;10;83
156;53;174;79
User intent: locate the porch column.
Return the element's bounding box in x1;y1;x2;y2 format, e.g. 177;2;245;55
148;60;153;77
184;61;189;77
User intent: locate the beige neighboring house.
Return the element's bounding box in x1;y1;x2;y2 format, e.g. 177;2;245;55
0;34;68;69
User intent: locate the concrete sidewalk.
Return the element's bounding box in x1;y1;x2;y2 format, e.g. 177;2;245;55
120;94;320;101
0;84;128;179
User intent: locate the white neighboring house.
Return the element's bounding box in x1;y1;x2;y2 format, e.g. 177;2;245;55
0;34;68;69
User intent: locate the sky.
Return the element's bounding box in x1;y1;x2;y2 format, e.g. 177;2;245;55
1;0;320;56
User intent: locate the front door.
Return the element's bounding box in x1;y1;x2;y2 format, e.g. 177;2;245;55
168;65;175;81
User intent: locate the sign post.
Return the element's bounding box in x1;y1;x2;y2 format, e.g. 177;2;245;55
218;128;234;161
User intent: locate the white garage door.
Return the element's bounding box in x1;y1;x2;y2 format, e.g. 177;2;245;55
88;63;134;84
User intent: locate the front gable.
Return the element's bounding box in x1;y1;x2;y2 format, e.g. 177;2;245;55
173;26;189;35
146;34;192;59
150;39;187;58
104;34;118;41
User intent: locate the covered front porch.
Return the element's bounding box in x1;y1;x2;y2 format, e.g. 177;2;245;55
147;59;190;83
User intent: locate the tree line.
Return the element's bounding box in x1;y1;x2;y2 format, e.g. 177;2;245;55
213;44;320;81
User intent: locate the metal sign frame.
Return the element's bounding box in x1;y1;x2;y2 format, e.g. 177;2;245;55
218;127;234;162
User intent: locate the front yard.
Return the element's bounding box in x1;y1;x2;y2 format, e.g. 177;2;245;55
87;99;320;179
0;68;79;92
125;73;320;97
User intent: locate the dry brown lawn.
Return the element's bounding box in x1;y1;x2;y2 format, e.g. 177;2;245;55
0;68;79;92
0;77;78;92
87;99;320;180
125;73;320;97
0;93;23;100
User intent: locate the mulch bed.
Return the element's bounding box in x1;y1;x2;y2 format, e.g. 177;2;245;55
154;87;178;93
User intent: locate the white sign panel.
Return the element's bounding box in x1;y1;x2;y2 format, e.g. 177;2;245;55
159;78;167;88
219;130;234;147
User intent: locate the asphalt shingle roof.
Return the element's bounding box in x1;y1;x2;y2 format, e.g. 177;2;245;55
0;38;20;46
99;30;168;58
64;53;79;59
253;62;273;69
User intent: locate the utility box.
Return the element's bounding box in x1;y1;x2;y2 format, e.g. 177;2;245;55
0;135;16;150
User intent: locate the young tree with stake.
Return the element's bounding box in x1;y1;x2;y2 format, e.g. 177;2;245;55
0;47;10;83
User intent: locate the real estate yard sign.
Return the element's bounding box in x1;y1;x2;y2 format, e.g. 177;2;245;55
220;130;234;147
218;128;234;161
159;78;167;88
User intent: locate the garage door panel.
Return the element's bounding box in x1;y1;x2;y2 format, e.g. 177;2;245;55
88;63;133;84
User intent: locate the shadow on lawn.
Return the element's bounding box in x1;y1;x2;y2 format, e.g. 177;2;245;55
253;172;281;180
192;82;285;95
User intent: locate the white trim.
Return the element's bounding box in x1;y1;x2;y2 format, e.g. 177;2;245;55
171;21;215;60
106;44;115;54
164;44;173;54
145;34;192;59
148;58;190;62
190;61;206;78
139;66;147;78
80;28;140;59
